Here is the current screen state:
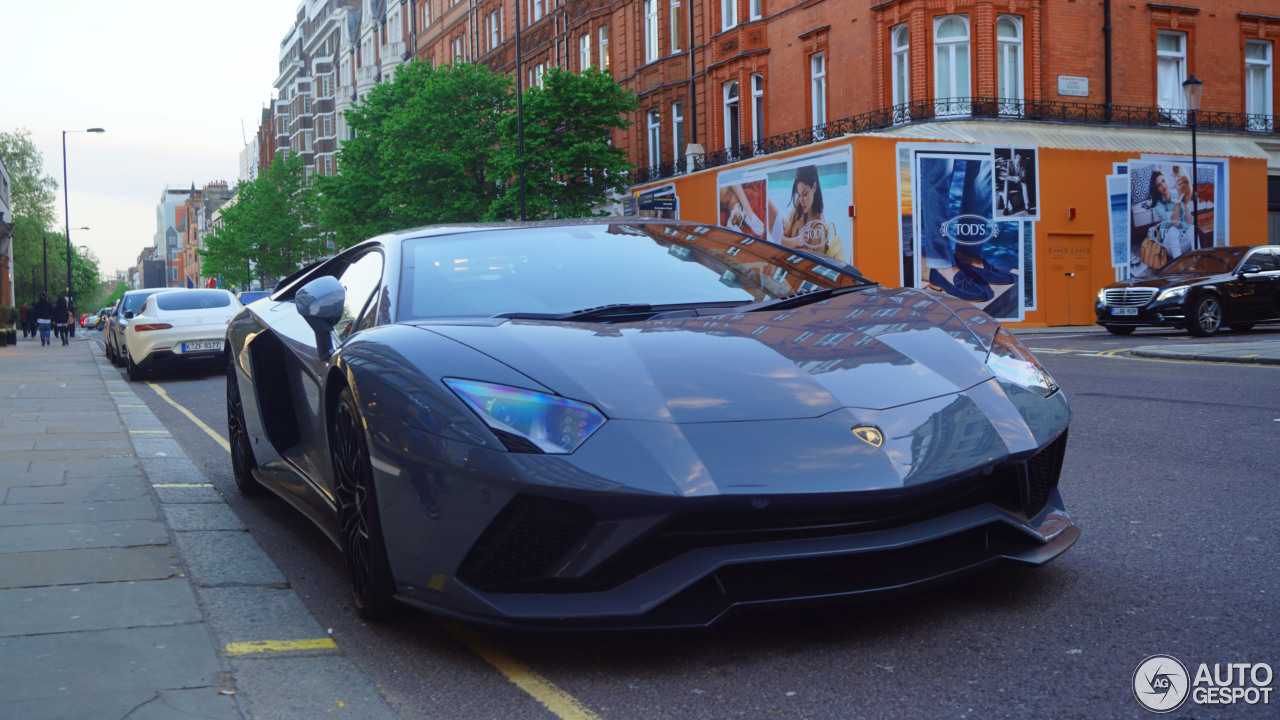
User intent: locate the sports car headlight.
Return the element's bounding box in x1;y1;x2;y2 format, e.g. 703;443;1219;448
444;379;606;454
986;328;1058;398
1155;286;1189;302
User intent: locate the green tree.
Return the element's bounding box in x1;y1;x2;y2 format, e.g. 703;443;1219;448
0;129;59;229
319;62;513;246
490;67;638;220
201;154;320;287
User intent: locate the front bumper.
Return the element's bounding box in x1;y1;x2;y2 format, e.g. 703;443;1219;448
1095;299;1189;328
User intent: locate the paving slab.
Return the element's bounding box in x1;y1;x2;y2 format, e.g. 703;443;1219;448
197;586;332;648
0;578;202;637
0;519;169;553
0;496;159;526
0;546;181;588
229;656;401;720
6;476;151;504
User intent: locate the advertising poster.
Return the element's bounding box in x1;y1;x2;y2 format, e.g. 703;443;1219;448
993;147;1040;221
1021;222;1036;311
1126;160;1219;278
1141;154;1228;247
717;147;853;264
1106;175;1130;268
912;147;1024;321
896;146;915;288
633;183;680;219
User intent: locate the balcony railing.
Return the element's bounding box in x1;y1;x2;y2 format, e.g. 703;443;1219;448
629;97;1280;185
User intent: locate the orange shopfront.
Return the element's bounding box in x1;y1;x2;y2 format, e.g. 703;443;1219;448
631;125;1270;328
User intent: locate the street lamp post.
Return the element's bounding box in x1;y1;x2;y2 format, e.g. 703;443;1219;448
1182;75;1203;245
62;127;105;303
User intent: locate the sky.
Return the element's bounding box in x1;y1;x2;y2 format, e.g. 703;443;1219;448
3;0;302;276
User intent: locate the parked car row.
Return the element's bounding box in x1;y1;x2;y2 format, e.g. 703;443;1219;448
103;288;242;381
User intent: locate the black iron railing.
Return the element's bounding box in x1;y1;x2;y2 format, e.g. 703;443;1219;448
629;97;1279;185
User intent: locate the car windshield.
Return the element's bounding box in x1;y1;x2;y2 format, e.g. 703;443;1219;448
123;290;167;314
155;290;233;311
1157;247;1248;275
399;223;865;320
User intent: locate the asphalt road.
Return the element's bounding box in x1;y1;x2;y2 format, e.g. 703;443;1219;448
83;326;1280;719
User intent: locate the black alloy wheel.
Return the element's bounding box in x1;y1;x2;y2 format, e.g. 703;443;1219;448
1105;325;1136;336
125;348;145;382
112;336;125;367
105;340;115;364
226;354;264;496
1187;295;1223;337
331;388;398;620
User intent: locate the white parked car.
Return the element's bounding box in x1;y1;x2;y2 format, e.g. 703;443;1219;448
122;289;243;381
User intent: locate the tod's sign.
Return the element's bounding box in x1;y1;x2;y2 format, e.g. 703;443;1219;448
939;214;1000;246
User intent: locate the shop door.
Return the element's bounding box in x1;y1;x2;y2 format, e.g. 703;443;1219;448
1045;234;1095;326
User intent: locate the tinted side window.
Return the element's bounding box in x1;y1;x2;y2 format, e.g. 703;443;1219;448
1246;250;1278;271
335;251;384;341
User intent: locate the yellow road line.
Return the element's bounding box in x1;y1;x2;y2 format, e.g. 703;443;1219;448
129;429;170;433
443;621;603;720
146;381;231;452
224;638;338;656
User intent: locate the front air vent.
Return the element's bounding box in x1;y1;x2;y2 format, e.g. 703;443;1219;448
457;495;595;592
1021;433;1068;517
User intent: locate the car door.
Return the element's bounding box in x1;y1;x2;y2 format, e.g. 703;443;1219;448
1242;248;1280;321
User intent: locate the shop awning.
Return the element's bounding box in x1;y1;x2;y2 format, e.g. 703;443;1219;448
864;121;1271;160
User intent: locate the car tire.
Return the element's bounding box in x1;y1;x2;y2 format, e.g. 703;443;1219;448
226;354;264;497
1228;323;1255;332
331;387;399;621
105;341;115;364
126;349;145;382
1105;325;1136;336
112;339;125;367
1186;295;1223;337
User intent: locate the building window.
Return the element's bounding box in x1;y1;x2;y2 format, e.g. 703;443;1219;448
751;73;764;144
672;101;685;167
1247;39;1273;130
530;0;543;23
750;0;761;21
671;0;683;53
891;23;910;119
933;15;971;116
487;9;502;51
721;0;737;31
996;15;1023;115
1156;30;1187;123
724;80;740;148
600;26;610;72
579;33;591;70
420;0;432;29
648;109;662;167
811;52;826;136
644;0;659;63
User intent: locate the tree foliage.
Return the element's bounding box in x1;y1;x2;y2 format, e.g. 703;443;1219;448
201;153;320;288
490;67;638;220
319;62;513;247
8;216;100;303
0;129;59;228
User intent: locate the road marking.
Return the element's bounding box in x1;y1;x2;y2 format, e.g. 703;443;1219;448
443;621;603;720
153;482;213;488
146;381;231;452
224;639;338;656
129;429;170;433
153;383;603;720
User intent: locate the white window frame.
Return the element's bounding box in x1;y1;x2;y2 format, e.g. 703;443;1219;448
811;52;826;137
671;0;683;53
1156;30;1187;123
1246;39;1273;130
933;14;971;116
644;0;660;63
420;0;432;29
750;0;761;21
530;0;543;23
672;101;685;168
488;9;502;51
751;73;764;144
579;33;591;70
647;109;662;167
891;23;910;119
452;35;466;62
724;80;740;148
599;26;610;71
721;0;737;31
996;15;1024;115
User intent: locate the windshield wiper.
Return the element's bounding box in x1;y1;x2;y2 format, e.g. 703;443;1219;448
496;301;745;323
735;285;870;314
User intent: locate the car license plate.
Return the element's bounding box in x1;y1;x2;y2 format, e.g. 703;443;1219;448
1112;308;1138;316
181;340;222;352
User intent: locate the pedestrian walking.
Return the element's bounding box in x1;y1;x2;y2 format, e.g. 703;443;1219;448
18;303;29;338
33;292;53;346
54;295;70;345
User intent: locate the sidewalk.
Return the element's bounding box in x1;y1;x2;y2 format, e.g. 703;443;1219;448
0;333;400;720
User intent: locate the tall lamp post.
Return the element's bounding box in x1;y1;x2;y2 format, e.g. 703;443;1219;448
1181;75;1202;245
62;127;105;302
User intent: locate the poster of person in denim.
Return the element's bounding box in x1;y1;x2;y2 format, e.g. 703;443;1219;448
913;149;1022;320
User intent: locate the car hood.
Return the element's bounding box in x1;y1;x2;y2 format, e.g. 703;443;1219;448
422;287;997;423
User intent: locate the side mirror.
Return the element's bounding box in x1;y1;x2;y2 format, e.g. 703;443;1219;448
1238;264;1263;276
124;310;134;319
296;276;345;358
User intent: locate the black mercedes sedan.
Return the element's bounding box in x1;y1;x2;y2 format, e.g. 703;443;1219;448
225;219;1077;628
1095;245;1280;336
